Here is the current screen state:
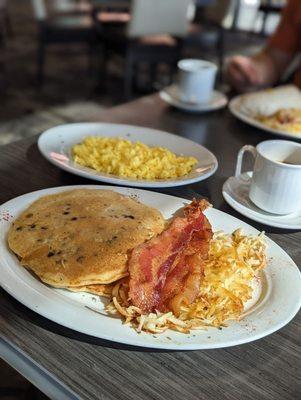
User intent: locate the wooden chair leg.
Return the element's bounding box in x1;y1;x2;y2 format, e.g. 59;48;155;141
149;63;157;90
97;43;107;87
261;12;268;36
0;13;6;47
217;27;224;83
170;61;178;85
5;13;13;38
37;40;46;86
87;42;96;78
124;51;134;100
0;51;6;89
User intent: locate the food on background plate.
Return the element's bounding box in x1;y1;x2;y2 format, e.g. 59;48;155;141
239;85;301;117
7;189;266;334
257;108;301;134
7;189;165;287
72;136;198;180
238;85;301;134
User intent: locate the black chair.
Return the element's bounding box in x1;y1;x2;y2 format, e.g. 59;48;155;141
184;0;236;79
94;0;193;99
31;0;99;85
0;2;7;90
258;0;284;35
185;22;225;79
0;0;12;42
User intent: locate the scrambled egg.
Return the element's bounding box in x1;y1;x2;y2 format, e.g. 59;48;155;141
257;108;301;134
72;136;197;180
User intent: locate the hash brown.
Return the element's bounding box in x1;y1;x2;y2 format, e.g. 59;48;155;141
66;283;114;297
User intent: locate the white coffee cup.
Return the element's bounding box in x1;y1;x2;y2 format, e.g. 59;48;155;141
235;140;301;215
177;59;217;104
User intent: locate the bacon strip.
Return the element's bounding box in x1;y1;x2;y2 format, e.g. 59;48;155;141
128;200;212;314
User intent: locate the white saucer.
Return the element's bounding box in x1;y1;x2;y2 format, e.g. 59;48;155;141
159;84;228;113
223;172;301;229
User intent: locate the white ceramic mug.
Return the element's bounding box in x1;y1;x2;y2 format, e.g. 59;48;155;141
235;140;301;215
177;59;217;104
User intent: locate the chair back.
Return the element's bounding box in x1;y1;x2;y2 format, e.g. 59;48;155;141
52;0;84;12
127;0;195;39
0;0;7;11
31;0;47;21
31;0;85;21
204;0;237;27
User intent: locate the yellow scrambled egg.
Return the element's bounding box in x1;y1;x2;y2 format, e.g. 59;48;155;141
72;136;198;180
257;108;301;134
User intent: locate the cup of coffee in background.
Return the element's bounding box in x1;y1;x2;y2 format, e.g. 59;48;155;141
177;59;217;104
235;140;301;215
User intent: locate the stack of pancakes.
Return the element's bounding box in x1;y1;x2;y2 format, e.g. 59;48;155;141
8;189;165;297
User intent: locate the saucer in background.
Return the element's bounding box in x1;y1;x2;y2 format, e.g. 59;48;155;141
160;84;228;113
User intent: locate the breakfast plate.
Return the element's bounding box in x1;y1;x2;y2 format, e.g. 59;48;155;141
229;95;301;141
38;123;218;188
1;185;300;350
160;84;228;113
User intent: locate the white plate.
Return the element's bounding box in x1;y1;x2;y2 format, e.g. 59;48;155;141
223;172;301;230
1;186;300;350
38;123;218;188
229;95;301;140
159;84;228;113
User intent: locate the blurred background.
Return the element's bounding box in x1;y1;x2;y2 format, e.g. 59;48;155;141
0;0;283;146
0;1;284;399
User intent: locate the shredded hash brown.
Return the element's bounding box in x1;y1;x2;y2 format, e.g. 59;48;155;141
106;229;266;333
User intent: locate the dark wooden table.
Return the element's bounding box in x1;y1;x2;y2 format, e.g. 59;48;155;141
0;94;300;400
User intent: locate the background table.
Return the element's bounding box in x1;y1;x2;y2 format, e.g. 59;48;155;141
92;0;131;10
0;94;300;400
91;0;216;9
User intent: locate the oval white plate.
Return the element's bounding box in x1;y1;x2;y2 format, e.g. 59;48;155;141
160;84;228;113
38;123;218;188
1;185;300;350
229;95;301;141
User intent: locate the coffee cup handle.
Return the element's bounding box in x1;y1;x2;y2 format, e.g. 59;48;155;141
235;145;257;182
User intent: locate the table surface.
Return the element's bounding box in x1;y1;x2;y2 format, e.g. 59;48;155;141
0;94;300;400
92;0;130;9
91;0;212;9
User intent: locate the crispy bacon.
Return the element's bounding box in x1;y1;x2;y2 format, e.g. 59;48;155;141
128;199;212;315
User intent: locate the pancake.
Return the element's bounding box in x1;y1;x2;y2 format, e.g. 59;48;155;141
8;189;165;287
66;283;114;298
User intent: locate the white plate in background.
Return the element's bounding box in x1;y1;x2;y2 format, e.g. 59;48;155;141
38;123;218;188
229;95;301;140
